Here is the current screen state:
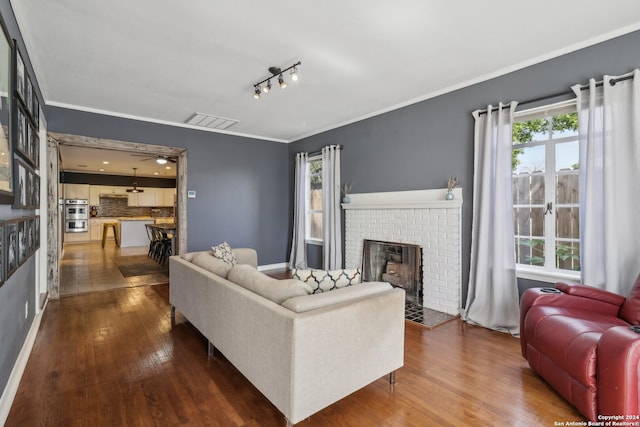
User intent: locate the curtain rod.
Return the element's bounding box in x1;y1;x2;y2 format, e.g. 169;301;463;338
478;74;634;115
308;144;343;157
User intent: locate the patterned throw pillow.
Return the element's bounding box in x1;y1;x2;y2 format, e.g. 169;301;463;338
292;268;361;294
211;241;237;265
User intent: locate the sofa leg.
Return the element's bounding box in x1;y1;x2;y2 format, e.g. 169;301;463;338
170;305;176;328
389;371;396;384
208;341;216;358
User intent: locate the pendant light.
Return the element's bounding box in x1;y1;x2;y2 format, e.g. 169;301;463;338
126;167;144;193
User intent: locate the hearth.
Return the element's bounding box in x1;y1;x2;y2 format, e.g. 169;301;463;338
362;239;422;304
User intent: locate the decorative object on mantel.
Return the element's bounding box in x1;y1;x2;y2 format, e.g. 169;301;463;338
339;181;353;204
446;176;459;200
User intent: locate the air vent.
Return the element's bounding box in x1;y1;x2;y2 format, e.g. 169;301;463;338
185;112;239;130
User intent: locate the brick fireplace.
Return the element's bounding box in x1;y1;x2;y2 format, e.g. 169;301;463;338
343;188;462;316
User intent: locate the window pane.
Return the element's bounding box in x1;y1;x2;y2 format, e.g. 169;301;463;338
309;159;322;176
310;189;322;210
513;207;545;237
309;213;322;239
512;144;545;176
556;207;579;239
556;240;580;271
552;113;578;138
556;141;579;204
513;169;545;205
515;237;544;266
513;118;549;144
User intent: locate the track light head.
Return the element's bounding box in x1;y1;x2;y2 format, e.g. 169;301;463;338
278;74;287;89
290;66;299;81
262;80;271;93
254;86;261;99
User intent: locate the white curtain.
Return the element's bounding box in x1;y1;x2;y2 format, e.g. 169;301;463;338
572;69;640;295
464;102;520;335
289;152;308;269
322;145;342;269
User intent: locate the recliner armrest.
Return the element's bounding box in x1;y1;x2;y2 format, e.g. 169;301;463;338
555;282;625;307
598;326;640;418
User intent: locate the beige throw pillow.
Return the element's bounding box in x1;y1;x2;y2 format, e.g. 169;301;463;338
191;252;233;278
228;264;312;304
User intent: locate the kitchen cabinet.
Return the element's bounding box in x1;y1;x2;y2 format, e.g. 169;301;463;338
64;183;90;200
127;187;175;207
160;188;176;207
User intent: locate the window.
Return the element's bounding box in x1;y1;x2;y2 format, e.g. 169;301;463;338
512;101;580;278
306;156;323;242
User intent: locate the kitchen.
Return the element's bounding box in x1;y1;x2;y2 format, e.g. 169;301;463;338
59;145;177;295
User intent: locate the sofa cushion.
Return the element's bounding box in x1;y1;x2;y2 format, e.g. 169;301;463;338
619;274;640;324
181;252;197;262
211;241;237;265
191;252;233;278
292;268;362;293
282;282;393;313
228;264;313;304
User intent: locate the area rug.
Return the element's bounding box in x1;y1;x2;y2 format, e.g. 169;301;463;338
113;255;169;277
405;301;458;329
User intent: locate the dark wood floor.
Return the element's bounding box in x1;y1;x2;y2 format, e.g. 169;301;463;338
6;283;584;426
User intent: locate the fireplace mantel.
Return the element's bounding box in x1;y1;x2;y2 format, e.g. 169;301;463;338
342;188;462;210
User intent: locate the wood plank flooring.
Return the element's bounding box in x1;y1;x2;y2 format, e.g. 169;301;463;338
6;282;585;426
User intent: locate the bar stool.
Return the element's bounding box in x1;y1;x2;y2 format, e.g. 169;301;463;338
102;222;120;247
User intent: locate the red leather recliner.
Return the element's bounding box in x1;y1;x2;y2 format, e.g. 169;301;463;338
520;275;640;421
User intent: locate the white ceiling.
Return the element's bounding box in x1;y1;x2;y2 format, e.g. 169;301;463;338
58;145;177;178
12;1;640;146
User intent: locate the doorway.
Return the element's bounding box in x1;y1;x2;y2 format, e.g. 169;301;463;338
48;132;187;298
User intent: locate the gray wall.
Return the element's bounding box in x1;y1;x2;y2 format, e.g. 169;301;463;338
0;0;43;403
289;30;640;304
45;107;291;265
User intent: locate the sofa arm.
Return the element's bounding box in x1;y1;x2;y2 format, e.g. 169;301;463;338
597;326;640;418
555;282;625;306
233;248;258;268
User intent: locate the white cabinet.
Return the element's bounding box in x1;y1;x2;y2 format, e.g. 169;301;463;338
127;187;175;207
160;188;176;207
128;188;156;207
64;184;90;200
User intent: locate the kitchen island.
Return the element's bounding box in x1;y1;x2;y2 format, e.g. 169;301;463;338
118;218;154;247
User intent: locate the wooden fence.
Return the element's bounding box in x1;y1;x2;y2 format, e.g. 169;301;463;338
513;169;580;271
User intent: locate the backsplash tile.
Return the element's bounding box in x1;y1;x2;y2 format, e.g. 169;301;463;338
96;197;173;218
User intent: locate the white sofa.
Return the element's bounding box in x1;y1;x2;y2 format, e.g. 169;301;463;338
169;249;405;425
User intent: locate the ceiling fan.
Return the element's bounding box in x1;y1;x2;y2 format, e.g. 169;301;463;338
131;154;177;164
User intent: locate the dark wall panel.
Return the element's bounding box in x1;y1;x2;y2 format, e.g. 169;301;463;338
289;30;640;307
46;107;290;265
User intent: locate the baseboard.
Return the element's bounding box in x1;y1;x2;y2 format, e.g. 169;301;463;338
257;262;288;272
0;303;46;425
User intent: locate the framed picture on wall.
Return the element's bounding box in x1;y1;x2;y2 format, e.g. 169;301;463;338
17;217;26;266
0;25;15;204
0;220;5;286
25;74;32;118
14;45;24;103
13;157;31;209
34;215;40;250
6;219;18;278
30;173;40;207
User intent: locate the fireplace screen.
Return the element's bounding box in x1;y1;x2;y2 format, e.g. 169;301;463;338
362;239;422;303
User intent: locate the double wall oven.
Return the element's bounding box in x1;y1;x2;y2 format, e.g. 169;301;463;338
65;199;89;232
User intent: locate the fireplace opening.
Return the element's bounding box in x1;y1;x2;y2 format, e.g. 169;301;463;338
361;239;422;304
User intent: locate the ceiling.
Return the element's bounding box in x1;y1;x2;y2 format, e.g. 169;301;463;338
11;1;640;145
58;145;177;178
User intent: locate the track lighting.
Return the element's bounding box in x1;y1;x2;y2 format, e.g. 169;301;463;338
253;61;300;99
